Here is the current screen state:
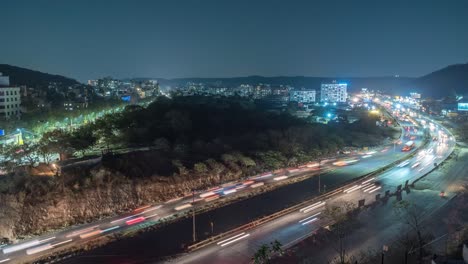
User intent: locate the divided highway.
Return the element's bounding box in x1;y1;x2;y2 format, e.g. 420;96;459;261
0;112;427;264
168;114;455;264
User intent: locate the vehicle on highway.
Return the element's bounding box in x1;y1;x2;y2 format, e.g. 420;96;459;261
402;141;415;152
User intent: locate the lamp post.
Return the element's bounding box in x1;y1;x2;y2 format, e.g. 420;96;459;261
192;190;196;243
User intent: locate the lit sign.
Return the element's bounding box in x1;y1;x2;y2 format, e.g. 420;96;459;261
121;95;131;102
458;103;468;111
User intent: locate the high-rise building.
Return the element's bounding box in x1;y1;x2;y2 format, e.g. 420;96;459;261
289;89;316;103
0;73;21;119
320;81;347;103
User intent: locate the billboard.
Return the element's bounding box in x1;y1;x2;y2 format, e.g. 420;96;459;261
121;95;131;102
458;103;468;111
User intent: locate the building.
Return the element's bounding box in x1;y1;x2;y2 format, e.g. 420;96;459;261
0;73;21;120
290;89;316;103
410;92;421;99
320;81;347;103
63;98;88;111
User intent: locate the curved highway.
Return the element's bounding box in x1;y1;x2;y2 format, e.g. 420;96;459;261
0;108;429;264
166;108;455;264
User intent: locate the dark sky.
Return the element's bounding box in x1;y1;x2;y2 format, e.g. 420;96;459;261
1;0;468;82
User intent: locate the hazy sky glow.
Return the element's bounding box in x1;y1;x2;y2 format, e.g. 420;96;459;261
1;0;468;81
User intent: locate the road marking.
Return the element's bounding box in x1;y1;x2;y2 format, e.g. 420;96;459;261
369;186;382;193
219;234;250;247
0;259;10;263
216;233;246;245
299;212;321;223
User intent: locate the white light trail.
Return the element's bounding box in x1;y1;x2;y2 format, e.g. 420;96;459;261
368;186;382;193
362;177;375;184
52;239;73;247
301;217;319;225
343;185;359;193
299;212;321;223
217;233;247;245
302;202;326;213
219;234;250;247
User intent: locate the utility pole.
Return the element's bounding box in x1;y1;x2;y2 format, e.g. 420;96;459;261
192;190;196;243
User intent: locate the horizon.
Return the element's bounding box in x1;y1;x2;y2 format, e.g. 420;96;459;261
0;62;457;84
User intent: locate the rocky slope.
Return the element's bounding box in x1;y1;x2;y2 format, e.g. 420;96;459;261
0;157;242;241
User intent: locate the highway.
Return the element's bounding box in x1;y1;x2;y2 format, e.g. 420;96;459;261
164;110;455;264
0;110;425;264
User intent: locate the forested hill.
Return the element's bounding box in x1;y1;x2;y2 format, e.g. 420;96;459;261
414;63;468;98
0;64;79;88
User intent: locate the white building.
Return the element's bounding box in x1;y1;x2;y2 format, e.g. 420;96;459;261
320;82;347;103
0;73;21;120
290;89;316;103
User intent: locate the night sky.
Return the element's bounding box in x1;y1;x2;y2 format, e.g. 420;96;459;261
1;0;468;82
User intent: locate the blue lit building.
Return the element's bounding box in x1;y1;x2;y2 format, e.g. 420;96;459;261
320;81;347;103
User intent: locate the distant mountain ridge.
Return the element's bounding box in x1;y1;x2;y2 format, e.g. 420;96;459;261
413;63;468;98
2;61;468;98
0;64;80;88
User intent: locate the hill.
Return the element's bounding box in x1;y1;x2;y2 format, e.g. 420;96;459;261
414;63;468;98
0;64;80;88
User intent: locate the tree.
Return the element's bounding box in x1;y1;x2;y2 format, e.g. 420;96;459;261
20;143;39;167
37;141;55;164
252;240;283;264
68;125;97;156
193;162;208;174
321;200;357;264
40;129;73;160
153;137;171;152
393;200;432;263
253;244;270;264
